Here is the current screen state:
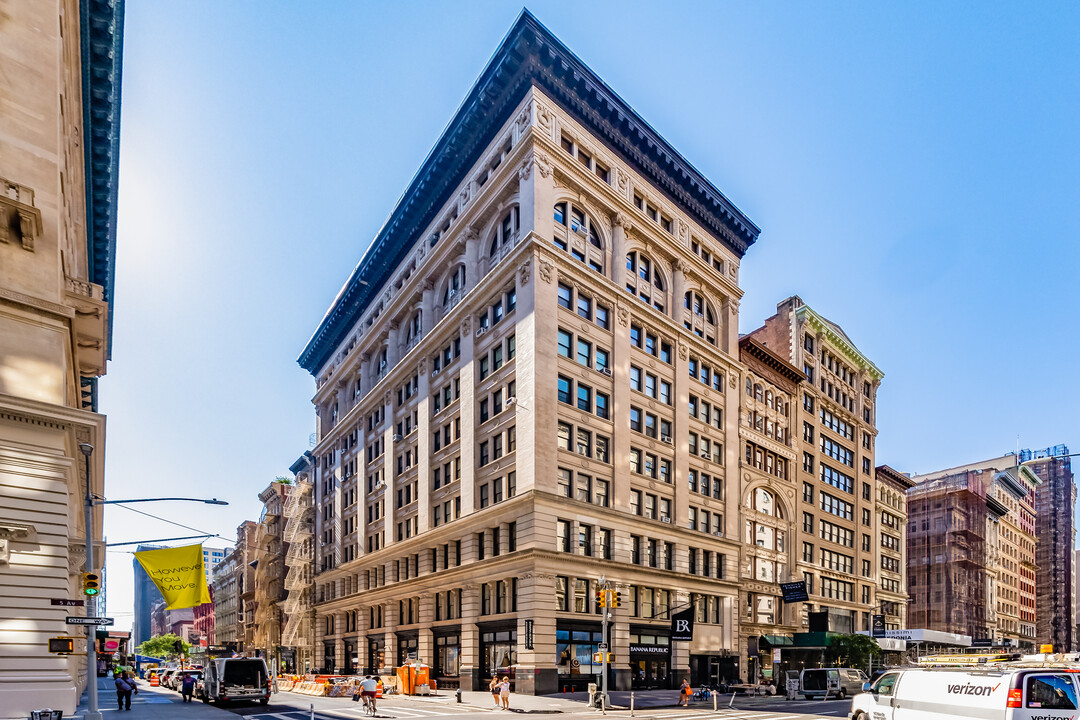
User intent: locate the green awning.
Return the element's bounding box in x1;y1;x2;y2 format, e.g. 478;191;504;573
760;635;794;646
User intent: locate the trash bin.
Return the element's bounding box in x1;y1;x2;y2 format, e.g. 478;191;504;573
31;711;63;720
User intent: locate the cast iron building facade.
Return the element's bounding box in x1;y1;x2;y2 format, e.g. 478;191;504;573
298;11;760;693
1024;445;1076;651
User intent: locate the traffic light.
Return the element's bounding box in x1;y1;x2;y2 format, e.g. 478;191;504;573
597;589;607;607
82;572;100;596
174;639;184;655
611;591;622;607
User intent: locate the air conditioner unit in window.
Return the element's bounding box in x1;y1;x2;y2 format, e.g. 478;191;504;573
701;450;710;458
392;434;403;442
661;434;672;443
431;369;440;377
506;397;517;406
660;516;671;524
476;327;487;337
600;368;613;376
714;531;724;537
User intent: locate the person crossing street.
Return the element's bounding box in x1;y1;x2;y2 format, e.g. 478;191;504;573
114;671;136;711
180;672;196;702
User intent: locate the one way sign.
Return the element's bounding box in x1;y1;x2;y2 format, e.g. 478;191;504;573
66;617;114;626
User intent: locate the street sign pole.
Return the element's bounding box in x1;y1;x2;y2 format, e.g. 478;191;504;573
80;443;101;720
599;577;609;710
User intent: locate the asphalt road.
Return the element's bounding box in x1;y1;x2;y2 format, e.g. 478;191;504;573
214;692;852;720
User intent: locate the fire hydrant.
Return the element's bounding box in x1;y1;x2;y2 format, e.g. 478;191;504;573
456;688;462;703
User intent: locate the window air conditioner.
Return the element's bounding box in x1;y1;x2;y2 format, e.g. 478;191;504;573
506;397;517;406
661;516;671;524
714;531;724;537
393;434;403;442
601;368;613;376
661;434;672;443
431;369;440;377
476;328;487;337
701;450;710;458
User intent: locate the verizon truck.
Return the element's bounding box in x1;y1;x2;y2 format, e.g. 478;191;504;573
199;657;273;706
850;666;1080;720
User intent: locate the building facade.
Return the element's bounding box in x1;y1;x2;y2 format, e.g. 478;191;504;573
0;0;123;714
282;453;316;673
212;546;241;648
132;544;166;646
874;466;913;630
746;296;888;637
1023;445;1076;651
297;12;761;694
202;546;232;586
907;461;1039;649
192;590;216;647
236;520;258;652
252;482;289;667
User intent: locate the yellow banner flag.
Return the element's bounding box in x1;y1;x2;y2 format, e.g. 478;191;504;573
134;543;210;610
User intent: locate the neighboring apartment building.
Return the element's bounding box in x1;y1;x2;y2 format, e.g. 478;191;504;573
237;520;258;651
907;460;1039;649
212;546;241;647
132;544;166;646
296;11;760;693
875;465;914;630
192;590;216;646
746;296;887;637
202;546;232;586
1023;445;1076;651
0;1;123;715
253;482;290;665
282;453;316;673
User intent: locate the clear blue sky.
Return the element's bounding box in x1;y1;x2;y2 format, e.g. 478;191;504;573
101;1;1080;629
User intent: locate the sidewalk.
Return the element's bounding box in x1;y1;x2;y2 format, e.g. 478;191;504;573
70;677;235;720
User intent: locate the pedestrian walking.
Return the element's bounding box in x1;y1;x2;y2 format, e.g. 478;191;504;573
499;676;511;710
181;672;196;702
679;679;691;706
489;676;501;707
115;671;136;711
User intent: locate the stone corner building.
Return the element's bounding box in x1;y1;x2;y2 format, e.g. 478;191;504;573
0;0;123;716
294;12;900;694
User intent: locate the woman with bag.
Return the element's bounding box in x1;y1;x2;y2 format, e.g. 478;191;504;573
678;679;691;706
489;676;501;707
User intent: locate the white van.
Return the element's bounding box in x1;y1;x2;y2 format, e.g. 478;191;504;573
850;666;1080;720
801;667;868;699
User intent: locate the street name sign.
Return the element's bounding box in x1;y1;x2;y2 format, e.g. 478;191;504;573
51;599;85;607
65;616;114;626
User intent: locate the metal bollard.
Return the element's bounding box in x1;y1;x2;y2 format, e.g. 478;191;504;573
630;691;635;717
601;694;606;715
713;691;717;713
310;703;315;720
728;691;736;709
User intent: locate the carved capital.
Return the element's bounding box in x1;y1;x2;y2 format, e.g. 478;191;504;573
534;151;553;179
617;304;630;327
672;258;686;274
519;260;531;286
678;342;688;361
537;257;554;283
460;316;471;334
418;358;427;375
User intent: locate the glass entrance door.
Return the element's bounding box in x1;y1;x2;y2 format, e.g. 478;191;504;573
630;658;670;689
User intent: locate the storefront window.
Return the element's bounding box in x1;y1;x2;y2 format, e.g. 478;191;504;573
435;634;460;678
367;636;385;674
481;630;517;681
556;628;603;679
398;634;418;665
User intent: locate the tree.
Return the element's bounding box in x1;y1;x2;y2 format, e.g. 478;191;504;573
137;633;191;659
274;476;293;485
827;633;881;669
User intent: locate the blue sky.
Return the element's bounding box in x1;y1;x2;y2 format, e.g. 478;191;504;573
101;1;1079;628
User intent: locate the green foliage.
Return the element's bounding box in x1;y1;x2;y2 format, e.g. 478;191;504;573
827;633;881;668
136;633;191;659
275;476;293;485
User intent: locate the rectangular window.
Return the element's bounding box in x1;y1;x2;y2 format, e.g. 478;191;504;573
557;329;572;358
576;338;592;367
577;296;591;320
557;283;572;309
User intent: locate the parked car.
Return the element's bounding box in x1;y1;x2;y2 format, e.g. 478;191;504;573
800;667;867;699
851;666;1080;720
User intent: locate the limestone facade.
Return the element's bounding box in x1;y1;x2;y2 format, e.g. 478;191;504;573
0;0;122;715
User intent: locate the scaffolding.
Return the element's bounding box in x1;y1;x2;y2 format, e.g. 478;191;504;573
907;470;997;640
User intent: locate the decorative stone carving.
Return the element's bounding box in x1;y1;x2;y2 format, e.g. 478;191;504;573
418;358;427;375
0;178;43;252
459;186;471;208
729;373;737;389
678;342;688;361
460;316;471;334
616;169;629;194
678;221;689;242
534;151;553;179
383;391;391;407
536;103;553;132
519;260;531;286
515;104;531;132
0;522;35;565
518;158;533;182
613;212;628;228
537;257;554;283
672;258;686;274
617;304;629;327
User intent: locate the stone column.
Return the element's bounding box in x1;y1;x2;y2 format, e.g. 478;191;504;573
517;148;555;246
334;611;345;672
459;584;481;690
610;213;628;284
383;601;398;674
673;339;691;529
418;594;434;668
464;229;481;291
671;260;686;322
416;357;431;531
514;573;557;695
457;316;477;519
611;300;633;511
510;256;538;494
498;522;512;555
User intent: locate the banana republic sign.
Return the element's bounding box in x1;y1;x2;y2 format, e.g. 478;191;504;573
670;608;694;642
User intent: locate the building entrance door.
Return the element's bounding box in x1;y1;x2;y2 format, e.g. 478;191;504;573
629;658;670;689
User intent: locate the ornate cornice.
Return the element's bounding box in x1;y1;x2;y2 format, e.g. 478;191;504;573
796;305;884;380
298;9;760;374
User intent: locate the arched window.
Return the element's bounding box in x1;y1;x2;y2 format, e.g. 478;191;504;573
375;347;388;379
405;311;422;345
442;265;465;307
749;487;784;519
683;291;719;345
754;383;764;402
488;207;520;261
553;202;604;274
625;251;666;312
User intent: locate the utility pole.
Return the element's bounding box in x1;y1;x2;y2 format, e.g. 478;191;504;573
80;442;101;720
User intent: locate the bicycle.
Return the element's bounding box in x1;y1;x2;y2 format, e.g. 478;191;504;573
362;694;376;717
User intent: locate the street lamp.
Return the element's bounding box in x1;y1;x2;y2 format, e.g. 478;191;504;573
79;443;101;720
94;497;229;505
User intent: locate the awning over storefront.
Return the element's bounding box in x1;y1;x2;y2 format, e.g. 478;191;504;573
759;635;794;647
791;632;842;649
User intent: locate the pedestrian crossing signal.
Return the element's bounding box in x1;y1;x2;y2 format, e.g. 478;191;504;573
592;652;616;663
82;572;100;596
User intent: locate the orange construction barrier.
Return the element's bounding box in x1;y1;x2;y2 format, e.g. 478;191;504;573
149;673;159;687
